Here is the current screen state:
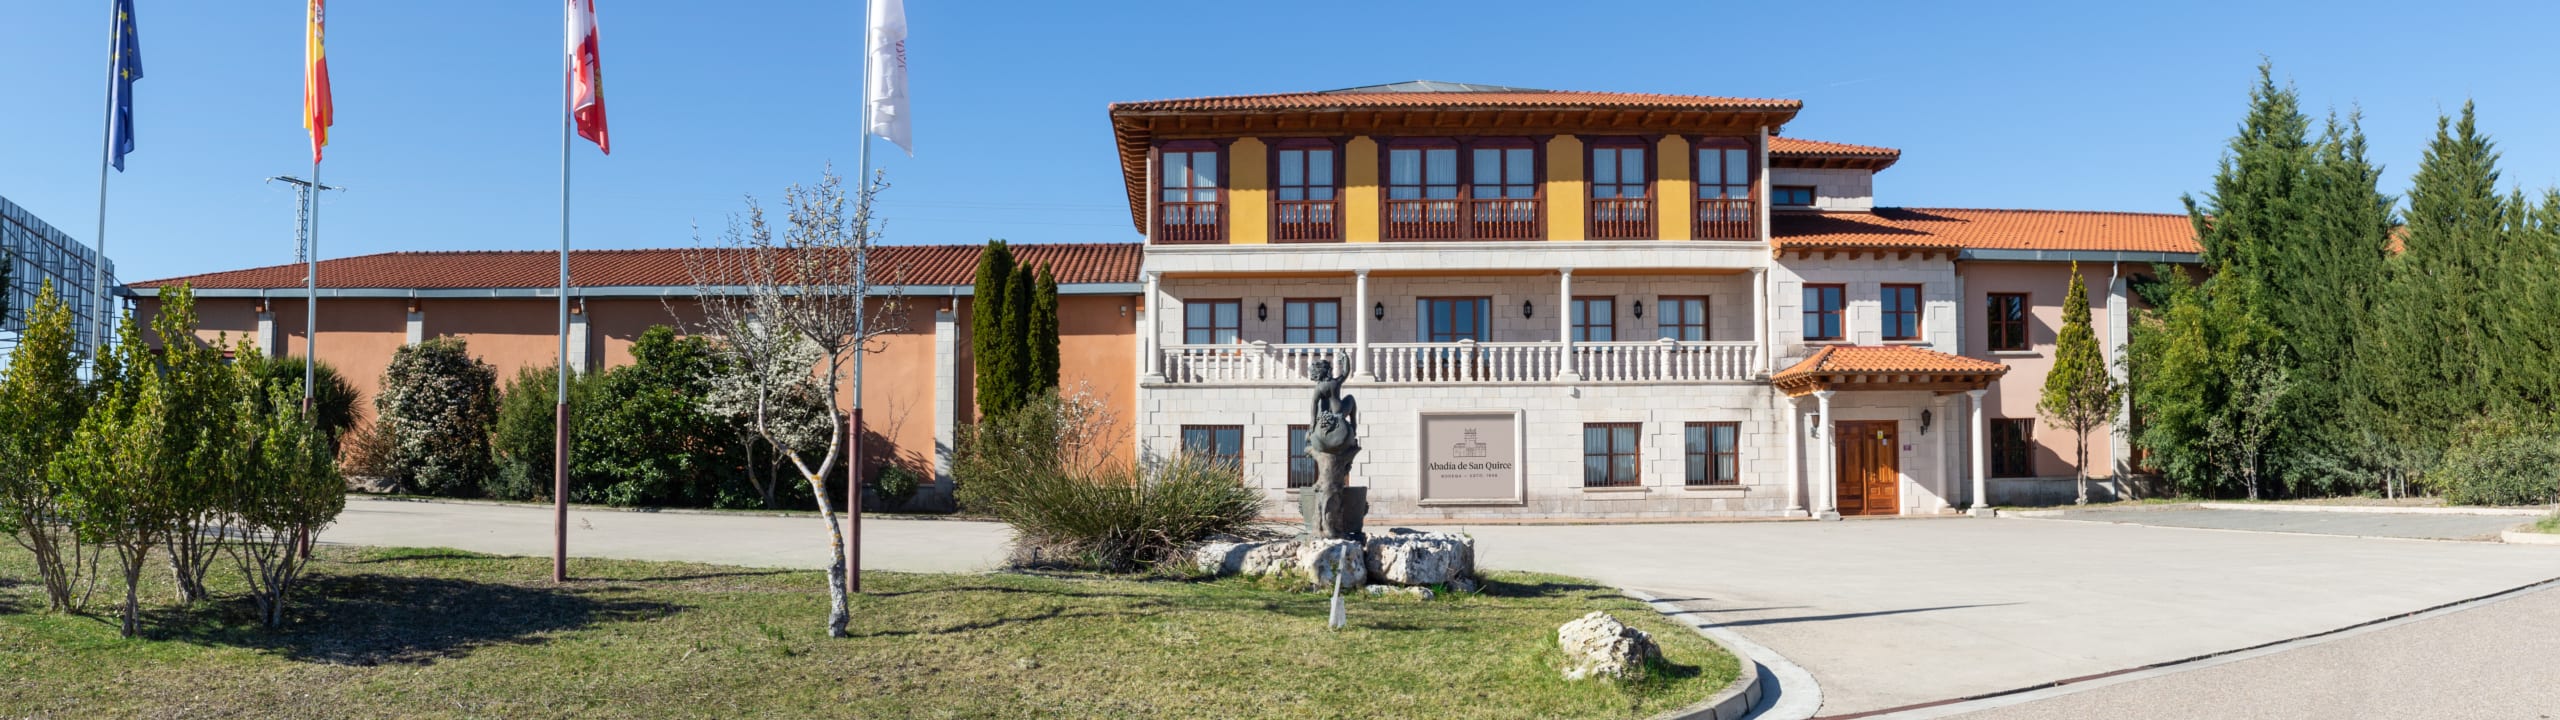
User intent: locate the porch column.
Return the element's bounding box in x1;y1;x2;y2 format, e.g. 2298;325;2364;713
1814;389;1839;521
1352;269;1373;381
933;307;958;481
1783;395;1805;516
1752;267;1770;376
255;302;277;356
566;304;589;375
1141;272;1164;383
1968;388;1992;517
2106;264;2132;484
1556;268;1580;381
404;301;425;345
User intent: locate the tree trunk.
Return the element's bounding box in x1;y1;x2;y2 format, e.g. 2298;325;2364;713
811;472;850;638
2075;431;2090;505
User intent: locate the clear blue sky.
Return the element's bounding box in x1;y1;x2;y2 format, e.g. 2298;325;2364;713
3;0;2554;284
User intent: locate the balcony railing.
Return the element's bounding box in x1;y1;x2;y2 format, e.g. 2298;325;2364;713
1274;199;1339;242
1590;197;1653;240
1695;197;1755;240
1157;339;1758;386
1158;201;1224;244
1384;198;1542;241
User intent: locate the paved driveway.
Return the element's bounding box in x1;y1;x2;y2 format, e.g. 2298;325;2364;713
2031;506;2534;541
1463;518;2560;717
321;499;2560;718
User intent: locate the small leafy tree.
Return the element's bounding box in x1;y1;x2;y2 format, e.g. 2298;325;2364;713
377;337;499;496
245;355;362;453
53;314;170;637
225;380;346;628
2039;264;2122;505
0;281;101;612
143;285;245;603
701;335;831;509
685;168;906;636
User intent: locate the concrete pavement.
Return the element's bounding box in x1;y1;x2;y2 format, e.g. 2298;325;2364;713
319;497;1012;572
1461;518;2560;716
2027;506;2534;541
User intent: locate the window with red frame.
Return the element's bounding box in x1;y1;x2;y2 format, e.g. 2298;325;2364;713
1882;284;1922;341
1158;147;1222;243
1274;145;1338;241
1591;143;1649;239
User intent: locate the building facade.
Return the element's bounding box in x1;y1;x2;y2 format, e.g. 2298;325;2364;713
131;81;2199;518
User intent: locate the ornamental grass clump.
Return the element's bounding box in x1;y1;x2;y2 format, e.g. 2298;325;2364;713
956;388;1264;573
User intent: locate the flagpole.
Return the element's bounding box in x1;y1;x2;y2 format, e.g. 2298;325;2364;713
846;0;877;596
553;8;575;586
305;159;321;411
90;1;118;362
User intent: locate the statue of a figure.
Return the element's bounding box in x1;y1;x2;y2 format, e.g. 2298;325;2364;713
1302;357;1365;539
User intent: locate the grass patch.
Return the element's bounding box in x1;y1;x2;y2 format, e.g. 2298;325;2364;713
2532;514;2560;534
0;543;1735;719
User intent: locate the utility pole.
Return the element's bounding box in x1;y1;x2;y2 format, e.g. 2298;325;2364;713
266;175;342;266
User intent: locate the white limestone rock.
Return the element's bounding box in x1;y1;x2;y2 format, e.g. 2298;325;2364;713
1556;611;1660;682
1191;538;1366;588
1363;529;1476;586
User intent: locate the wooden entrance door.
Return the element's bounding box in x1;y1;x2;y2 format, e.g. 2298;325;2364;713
1834;421;1901;516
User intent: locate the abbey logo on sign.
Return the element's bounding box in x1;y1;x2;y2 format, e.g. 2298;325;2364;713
1419;412;1522;504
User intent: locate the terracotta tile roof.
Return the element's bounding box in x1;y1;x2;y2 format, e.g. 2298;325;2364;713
1110;86;1803;115
1771;345;2009;395
1768;136;1901;171
131;243;1143;291
1774;208;2200;255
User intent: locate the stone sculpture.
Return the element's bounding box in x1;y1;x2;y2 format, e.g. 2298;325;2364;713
1301;356;1365;539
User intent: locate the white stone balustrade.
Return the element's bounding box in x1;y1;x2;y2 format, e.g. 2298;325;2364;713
1157;340;1758;386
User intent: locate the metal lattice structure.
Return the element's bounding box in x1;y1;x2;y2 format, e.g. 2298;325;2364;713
0;194;120;355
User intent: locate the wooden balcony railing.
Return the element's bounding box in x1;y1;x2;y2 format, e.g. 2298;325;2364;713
1273;199;1339;242
1384;198;1543;241
1158;201;1224;244
1696;197;1756;240
1590;197;1653;240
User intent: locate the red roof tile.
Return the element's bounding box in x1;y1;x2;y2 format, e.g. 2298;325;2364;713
1771;345;2009;395
1768;136;1901;171
132;243;1143;291
1774;208;2199;255
1110;88;1802;115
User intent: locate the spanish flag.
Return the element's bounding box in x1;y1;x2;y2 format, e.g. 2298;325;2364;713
304;0;332;164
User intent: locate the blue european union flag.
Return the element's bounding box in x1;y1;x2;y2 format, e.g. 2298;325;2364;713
109;0;142;171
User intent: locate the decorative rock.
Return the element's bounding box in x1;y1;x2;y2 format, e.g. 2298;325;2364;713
1364;529;1476;586
1556;611;1660;682
1360;584;1433;600
1191;538;1366;588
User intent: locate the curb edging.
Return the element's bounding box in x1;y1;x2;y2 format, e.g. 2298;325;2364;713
2500;530;2560;546
1627;588;1821;720
2198;502;2546;517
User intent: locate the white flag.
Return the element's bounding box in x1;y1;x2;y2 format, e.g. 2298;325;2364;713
864;0;911;155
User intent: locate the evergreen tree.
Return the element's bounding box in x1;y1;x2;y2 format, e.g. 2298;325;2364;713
968;240;1016;418
2040;264;2120;505
1002;262;1036;411
2367;102;2510;460
2274;111;2397;491
1028;263;1061;394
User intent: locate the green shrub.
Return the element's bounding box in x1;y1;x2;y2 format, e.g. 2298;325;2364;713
573;327;731;507
489;365;598;502
2433;416;2560;507
956;389;1261;572
239;354;362;452
874;464;923;510
377;337;500;497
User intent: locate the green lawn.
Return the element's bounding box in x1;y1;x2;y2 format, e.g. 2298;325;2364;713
0;544;1737;719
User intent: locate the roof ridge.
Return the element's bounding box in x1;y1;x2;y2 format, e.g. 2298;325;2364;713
1890;207;2191;219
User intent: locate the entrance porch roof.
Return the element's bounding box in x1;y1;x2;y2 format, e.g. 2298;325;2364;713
1771;345;2007;397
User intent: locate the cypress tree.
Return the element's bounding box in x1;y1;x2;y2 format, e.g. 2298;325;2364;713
1003;262;1036;411
2039;263;2120;504
968;240;1016;418
1029;264;1061;394
2369;102;2509;456
2277;111;2396;491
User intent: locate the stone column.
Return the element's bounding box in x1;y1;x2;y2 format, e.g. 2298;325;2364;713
1969;388;1992;517
1783;395;1805;516
1752;267;1771;376
933;307;958;481
1815;389;1839;521
255;303;277;356
1352;269;1373;381
1557;268;1580;381
566;306;589;374
404;301;424;345
1141;272;1165;383
2105;264;2132;485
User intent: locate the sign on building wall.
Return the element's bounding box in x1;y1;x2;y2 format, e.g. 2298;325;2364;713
1418;411;1523;504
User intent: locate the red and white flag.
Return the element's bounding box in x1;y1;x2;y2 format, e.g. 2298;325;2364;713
565;0;608;153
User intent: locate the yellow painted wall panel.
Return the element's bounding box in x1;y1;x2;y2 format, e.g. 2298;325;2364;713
1657;135;1693;241
1546;135;1586;241
1345;136;1380;242
1228;138;1269;244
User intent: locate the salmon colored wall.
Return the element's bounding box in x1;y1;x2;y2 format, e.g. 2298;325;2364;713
1057;295;1138;466
582;298;700;370
1959;261;2120;478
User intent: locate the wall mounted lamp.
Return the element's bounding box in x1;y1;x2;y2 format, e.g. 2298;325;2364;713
1631;300;1645;318
1522;299;1535;318
1373;302;1386;321
1919;409;1933;435
1256;303;1268;322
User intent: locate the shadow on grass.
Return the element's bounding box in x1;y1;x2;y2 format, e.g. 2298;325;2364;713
625;569;795;583
151;572;683;666
0;575;27;615
1478;577;1620;600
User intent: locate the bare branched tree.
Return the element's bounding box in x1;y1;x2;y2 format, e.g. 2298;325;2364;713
684;168;904;638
